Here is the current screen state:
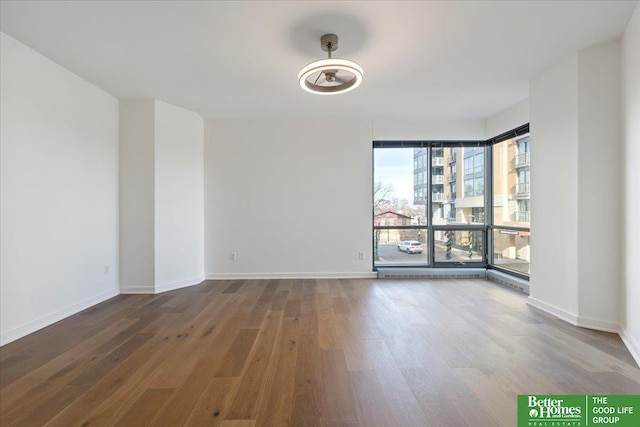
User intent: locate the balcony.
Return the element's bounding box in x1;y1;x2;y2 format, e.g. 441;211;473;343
433;175;444;185
515;211;530;222
432;157;444;167
448;193;457;202
515;152;530;168
432;192;445;203
448;174;456;183
515;182;530;196
448;155;456;164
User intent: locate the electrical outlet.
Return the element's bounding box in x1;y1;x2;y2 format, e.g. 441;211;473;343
358;251;366;260
230;252;237;261
104;265;110;275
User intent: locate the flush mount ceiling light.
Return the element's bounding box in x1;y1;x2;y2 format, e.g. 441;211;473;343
298;33;363;95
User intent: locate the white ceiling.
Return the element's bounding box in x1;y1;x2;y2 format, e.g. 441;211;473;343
1;1;637;121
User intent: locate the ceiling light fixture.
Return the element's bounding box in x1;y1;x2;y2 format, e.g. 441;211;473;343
298;33;363;95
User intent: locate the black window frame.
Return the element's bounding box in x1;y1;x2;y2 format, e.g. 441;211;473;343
372;124;530;279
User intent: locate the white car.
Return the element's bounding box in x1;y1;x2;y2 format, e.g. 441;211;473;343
397;240;423;254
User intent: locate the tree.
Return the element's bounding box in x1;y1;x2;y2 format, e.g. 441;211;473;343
373;181;394;214
445;230;455;260
373;182;394;261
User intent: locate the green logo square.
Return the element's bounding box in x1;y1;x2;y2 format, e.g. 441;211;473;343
518;395;640;427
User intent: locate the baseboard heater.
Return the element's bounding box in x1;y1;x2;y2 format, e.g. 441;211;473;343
377;268;487;279
486;269;530;294
376;267;529;295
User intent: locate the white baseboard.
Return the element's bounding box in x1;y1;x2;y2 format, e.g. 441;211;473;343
119;284;156;294
0;287;120;346
526;297;579;325
205;272;378;280
527;297;619;332
575;316;620;333
121;276;205;294
620;328;640;368
156;276;205;293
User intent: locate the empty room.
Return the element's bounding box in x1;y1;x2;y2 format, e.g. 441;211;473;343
1;1;639;426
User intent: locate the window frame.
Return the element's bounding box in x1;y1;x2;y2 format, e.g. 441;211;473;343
372;125;529;277
373;140;489;270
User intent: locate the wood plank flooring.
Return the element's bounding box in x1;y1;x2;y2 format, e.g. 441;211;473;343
1;278;639;426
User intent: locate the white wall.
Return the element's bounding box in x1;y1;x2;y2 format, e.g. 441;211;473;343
0;33;119;345
205;120;375;279
204;119;486;279
621;3;640;365
529;53;580;319
373;120;485;141
154;101;204;291
119;99;204;293
119;100;156;292
577;41;621;331
484;99;530;139
529;42;623;333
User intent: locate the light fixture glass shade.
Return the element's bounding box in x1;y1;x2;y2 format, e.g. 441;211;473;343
298;58;364;95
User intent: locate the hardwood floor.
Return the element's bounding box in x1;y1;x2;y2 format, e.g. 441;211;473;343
1;279;639;426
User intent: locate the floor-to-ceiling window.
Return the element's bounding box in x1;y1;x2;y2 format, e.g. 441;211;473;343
373;146;429;266
431;144;486;266
373;142;488;269
373;124;530;278
491;132;531;276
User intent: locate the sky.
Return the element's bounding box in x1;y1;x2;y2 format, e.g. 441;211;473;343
373;148;414;203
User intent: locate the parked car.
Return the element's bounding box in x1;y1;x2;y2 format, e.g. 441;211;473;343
397;240;423;254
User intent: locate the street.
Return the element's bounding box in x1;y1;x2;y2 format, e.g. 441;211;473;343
376;244;427;265
375;243;483;265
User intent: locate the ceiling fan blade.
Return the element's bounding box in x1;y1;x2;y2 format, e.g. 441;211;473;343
334;75;350;84
313;71;322;86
